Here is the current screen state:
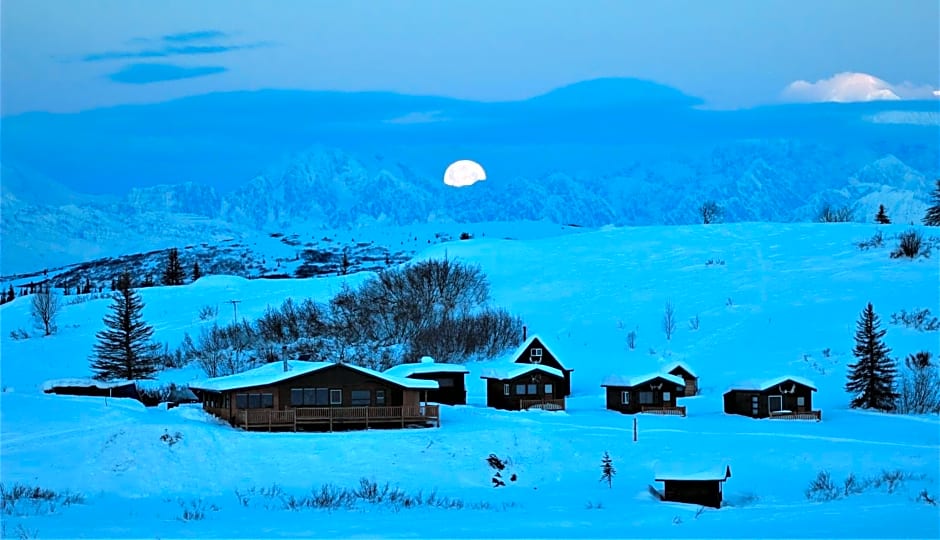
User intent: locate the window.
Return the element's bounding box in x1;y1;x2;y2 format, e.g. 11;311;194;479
530;348;542;357
291;388;329;406
236;394;247;409
662;391;671;402
797;396;805;407
330;389;343;405
527;384;538;395
751;395;759;415
376;390;386;406
515;384;526;395
236;393;272;409
621;391;630;405
530;348;542;363
544;384;554;395
351;390;371;406
639;392;653;404
503;384;510;396
262;394;273;408
438;378;455;388
768;395;783;413
223;395;229;408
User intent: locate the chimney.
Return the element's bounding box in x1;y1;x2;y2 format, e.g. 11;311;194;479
725;466;732;479
523;325;527;341
282;345;289;372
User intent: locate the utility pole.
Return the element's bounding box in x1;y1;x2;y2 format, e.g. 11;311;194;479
227;299;241;322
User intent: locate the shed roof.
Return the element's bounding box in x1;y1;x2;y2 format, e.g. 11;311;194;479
42;378;136;391
655;465;731;482
601;372;686;388
189;361;438;392
384;361;470;378
665;361;697;378
725;375;817;394
480;364;564;380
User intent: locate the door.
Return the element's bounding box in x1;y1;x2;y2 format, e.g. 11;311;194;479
768;395;783;415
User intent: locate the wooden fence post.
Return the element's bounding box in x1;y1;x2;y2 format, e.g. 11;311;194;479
633;417;638;442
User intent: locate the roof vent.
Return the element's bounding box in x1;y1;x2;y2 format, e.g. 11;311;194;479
419;356;434;364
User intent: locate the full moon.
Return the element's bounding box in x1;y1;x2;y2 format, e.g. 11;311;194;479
443;159;486;187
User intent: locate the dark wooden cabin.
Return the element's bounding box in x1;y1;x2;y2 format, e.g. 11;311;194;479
601;373;687;416
509;334;574;396
188;360;441;431
666;362;698;397
43;378;141;401
723;376;820;420
655;466;731;509
383;356;469;405
480;364;566;411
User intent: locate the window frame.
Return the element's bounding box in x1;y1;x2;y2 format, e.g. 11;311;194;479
330;389;343;405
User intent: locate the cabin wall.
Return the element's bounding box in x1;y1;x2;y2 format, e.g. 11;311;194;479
273;365;405;408
725;385;816;418
484;372;565;411
662;480;722;509
407;372;467;405
604;380;683;415
513;338;571;396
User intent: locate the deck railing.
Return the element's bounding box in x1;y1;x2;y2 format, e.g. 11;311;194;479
641;405;687;417
233;405;440;431
519;398;566;411
770;410;822;421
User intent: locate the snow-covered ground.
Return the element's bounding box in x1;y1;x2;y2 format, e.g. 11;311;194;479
1;222;938;539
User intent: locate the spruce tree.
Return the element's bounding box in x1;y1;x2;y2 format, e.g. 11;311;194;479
846;303;897;411
7;284;14;302
192;261;202;282
162;248;185;286
924;180;940;226
90;272;158;380
875;204;891;224
600;451;616;488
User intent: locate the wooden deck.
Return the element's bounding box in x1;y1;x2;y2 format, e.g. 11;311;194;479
770;410;822;421
519;398;566;411
641;405;687;417
232;405;441;431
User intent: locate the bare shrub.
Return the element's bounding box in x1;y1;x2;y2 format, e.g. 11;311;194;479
699;201;722;224
890;229;924;259
918;490;937;506
896;352;940;415
889;308;940;332
805;471;839;501
626;329;637;350
688;315;700;331
662;301;677;341
198;304;219;321
177;498;218;521
31;286;60;336
856;230;885;250
817;203;854;223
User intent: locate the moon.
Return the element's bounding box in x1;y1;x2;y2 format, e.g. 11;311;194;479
443;159;486;187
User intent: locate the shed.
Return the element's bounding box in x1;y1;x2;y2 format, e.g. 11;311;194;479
723;376;820;420
601;373;687;416
655;466;731;508
383;356;469;405
665;362;698;396
480;364;566;411
43;378;141;401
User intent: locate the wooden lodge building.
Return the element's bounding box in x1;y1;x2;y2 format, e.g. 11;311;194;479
509;332;574;396
655;466;732;509
188;360;441;431
723;376;821;421
480;364;566;411
383;356;469;405
665;362;698;397
601;373;688;416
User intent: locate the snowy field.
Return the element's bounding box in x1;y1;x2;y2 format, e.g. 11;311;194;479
1;221;938;539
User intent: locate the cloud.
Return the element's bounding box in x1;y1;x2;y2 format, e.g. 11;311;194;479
781;72;939;103
107;63;227;84
82;43;268;62
385;111;447;124
162;30;228;43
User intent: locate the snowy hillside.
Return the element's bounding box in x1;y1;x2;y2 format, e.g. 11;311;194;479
1;222;938;539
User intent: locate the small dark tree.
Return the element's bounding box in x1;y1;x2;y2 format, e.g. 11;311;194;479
699;201;722;225
600;451;616;488
90;272;159;380
341;250;351;275
141;274;155;288
923;179;940;226
162;248;185;286
846;303;897;411
875;205;891;224
7;284;14;302
192;261;202;282
662;301;677;341
31;284;61;336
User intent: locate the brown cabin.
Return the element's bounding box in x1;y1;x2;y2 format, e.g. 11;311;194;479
480;364;566;411
601;373;687;416
383;357;469;405
723;376;820;420
666;362;698;397
655;466;731;509
188;360;441;431
510;334;574;396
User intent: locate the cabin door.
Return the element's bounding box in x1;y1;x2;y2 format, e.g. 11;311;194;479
768;395;783;415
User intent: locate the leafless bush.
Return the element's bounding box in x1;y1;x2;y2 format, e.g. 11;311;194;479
843;473;866;496
896;352;940;415
688;315;700;331
817;203;854;223
699;201;722;224
198;304;219;321
805;471;839;501
889;308;940;331
406;308;522;364
177;498;218;521
190;321;260;377
626;329;637;350
705;257;725;266
9;329;29;341
890;229;925;259
662;301;677;341
856;230;885;250
30;286;60;336
918;490;936;506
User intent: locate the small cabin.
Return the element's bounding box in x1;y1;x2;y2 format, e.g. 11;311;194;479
189;360;441;431
42;378;141;401
665;362;698;397
480;364;566;411
383;356;469;405
509;333;574;396
655;466;731;509
601;373;687;416
723;376;820;420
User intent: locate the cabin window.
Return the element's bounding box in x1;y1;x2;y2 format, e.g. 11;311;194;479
376;390;386;406
236;394;247;409
527;384;538;395
438;378;455;388
515;384;526;395
291;387;329;406
797;396;805;407
330;389;343;405
621;391;630;405
236;393;273;409
544;383;554;394
639;392;653;404
751;395;759;415
248;394;261;409
530;348;542;357
662;391;671;402
503;384;510;396
530;348;543;363
223;395;229;408
351;390;371;406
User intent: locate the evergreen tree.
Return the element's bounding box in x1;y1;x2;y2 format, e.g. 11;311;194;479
924;180;940;226
846;303;897;411
162;248;185;286
7;284;14;302
142;274;155;288
600;451;616;488
341;250;350;275
90;272;159;380
875;204;891;224
0;287;6;304
192;261;202;282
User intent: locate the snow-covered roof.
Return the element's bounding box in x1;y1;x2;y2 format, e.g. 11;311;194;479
480;364;564;380
383;361;470;378
759;376;816;391
188;361;438;392
503;334;572;370
655;465;731;482
42;378;136;391
665;361;696;378
601;372;685;388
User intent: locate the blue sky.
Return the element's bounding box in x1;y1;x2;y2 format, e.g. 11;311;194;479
1;0;938;115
